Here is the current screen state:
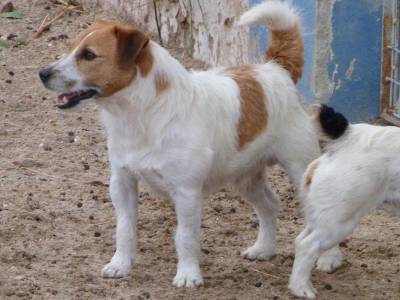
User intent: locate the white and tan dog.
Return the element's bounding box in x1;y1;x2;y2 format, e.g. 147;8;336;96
40;1;320;287
289;105;400;298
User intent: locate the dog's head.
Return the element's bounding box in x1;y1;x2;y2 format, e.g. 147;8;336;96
39;20;152;109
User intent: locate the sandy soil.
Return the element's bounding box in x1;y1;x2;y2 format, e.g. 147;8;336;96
1;1;400;299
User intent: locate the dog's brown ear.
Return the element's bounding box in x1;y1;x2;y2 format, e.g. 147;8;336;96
114;26;149;69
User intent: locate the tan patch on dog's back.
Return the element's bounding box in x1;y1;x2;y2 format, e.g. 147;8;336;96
304;160;320;187
154;72;170;96
226;65;267;150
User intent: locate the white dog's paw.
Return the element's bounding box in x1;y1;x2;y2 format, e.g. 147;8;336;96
173;267;203;288
241;244;275;261
317;248;343;273
101;257;133;278
289;281;317;299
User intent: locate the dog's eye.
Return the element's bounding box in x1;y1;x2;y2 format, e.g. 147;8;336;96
81;48;97;61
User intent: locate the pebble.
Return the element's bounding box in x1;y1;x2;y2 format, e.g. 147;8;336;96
39;143;52;151
6;33;17;40
324;283;333;290
213;204;223;213
0;2;14;13
255;282;262;288
94;231;101;237
201;248;210;255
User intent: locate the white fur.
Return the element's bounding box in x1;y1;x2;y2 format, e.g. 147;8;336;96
45;47;84;93
46;0;320;288
98;36;319;286
238;0;299;30
289;123;400;298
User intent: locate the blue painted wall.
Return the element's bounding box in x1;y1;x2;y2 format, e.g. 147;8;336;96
249;0;383;122
328;0;382;122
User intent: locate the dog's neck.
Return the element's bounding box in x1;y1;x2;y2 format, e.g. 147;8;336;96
98;41;195;146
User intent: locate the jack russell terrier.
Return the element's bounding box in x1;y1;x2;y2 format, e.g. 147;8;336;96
40;0;320;288
289;105;400;298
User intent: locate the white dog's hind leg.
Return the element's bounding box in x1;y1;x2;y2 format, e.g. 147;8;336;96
240;171;279;261
289;220;357;299
172;188;204;288
102;171;138;278
289;230;320;299
317;245;343;273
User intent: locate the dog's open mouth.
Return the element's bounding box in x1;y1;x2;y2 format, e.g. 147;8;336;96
56;89;99;109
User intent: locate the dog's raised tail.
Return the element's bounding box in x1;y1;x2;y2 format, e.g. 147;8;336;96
314;104;349;140
238;0;304;83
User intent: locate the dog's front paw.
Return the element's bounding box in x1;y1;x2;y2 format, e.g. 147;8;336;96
101;257;133;278
317;248;343;273
173;267;203;288
289;281;317;299
241;244;275;261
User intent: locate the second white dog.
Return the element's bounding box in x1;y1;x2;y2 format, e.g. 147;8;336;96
289;105;400;298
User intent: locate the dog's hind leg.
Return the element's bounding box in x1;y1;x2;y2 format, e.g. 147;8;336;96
289;219;358;299
274;125;320;190
240;170;279;261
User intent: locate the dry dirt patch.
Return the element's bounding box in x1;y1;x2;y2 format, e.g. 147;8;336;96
1;1;400;299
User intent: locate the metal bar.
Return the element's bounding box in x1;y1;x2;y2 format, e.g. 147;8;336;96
388;45;400;54
386;77;400;86
390;0;399;109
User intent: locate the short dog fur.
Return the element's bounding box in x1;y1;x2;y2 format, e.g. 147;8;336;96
289;105;400;298
40;1;320;287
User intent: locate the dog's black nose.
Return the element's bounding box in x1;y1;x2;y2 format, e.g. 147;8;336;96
39;68;52;83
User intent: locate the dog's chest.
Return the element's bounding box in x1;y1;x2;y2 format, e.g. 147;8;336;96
109;141;174;197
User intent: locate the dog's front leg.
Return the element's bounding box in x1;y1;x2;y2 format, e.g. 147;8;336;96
172;188;204;288
102;170;138;278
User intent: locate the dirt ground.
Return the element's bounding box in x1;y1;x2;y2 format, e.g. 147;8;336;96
1;1;400;299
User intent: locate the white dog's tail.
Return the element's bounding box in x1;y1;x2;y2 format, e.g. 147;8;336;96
313;104;349;141
238;0;304;83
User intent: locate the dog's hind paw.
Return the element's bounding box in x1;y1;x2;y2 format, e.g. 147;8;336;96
317;247;343;273
241;244;275;261
101;259;132;278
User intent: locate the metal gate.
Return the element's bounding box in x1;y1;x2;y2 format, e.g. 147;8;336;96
381;0;400;123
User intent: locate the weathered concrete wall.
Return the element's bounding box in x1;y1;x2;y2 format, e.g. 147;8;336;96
97;0;258;66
